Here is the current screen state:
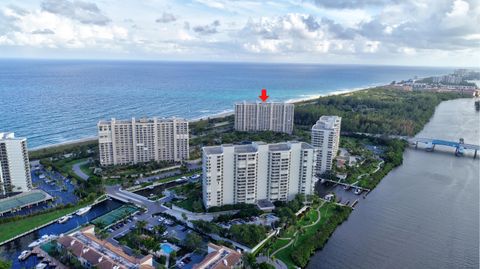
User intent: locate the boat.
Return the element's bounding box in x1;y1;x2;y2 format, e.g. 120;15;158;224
36;262;47;269
28;234;58;248
176;176;188;182
18;250;30;260
354;188;362;195
58;215;72;224
75;206;92;216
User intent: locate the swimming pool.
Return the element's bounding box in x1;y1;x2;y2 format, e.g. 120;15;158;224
161;243;174;254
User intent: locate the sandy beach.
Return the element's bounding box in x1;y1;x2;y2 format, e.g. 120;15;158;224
29;85;381;152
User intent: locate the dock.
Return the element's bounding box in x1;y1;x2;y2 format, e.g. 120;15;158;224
322;179;371;193
31;246;68;269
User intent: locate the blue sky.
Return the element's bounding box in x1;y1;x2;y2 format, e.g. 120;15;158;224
0;0;479;66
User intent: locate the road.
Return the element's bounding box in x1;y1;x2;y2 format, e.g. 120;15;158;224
72;160;90;180
105;185;169;241
135;162;201;184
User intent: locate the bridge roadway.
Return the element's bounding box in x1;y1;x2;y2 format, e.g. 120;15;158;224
345;132;479;158
411;137;480;151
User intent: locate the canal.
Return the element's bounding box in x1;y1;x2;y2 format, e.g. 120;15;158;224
308;98;479;269
0;199;123;268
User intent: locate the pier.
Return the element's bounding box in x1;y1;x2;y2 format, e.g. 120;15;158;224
321;179;371;193
31;246;68;269
409;138;479;159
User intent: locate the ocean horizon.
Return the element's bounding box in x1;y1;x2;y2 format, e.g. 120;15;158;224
0;60;452;148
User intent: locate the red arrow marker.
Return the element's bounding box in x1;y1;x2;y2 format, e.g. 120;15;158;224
259;88;269;102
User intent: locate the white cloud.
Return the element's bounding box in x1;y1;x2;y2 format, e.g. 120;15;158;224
0;0;478;65
0;6;128;50
447;0;470;17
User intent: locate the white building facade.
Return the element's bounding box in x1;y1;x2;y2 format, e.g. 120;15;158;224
234;102;294;134
202;141;317;209
0;132;32;196
311;116;342;175
98;117;189;166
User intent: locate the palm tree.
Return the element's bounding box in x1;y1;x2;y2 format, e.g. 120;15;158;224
243;253;257;269
136;220;148;232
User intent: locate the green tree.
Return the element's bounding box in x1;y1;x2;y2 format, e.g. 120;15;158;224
192;200;203;212
154;224;167;237
169;251;177;264
228;224;267;247
183;232;203;251
242;253;257;269
136;220;148;231
258;262;275;269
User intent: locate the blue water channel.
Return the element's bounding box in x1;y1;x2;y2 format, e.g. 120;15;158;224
0;199;123;268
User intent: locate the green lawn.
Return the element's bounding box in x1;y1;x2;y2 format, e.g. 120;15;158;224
0;204;86;243
171;182;203;212
271;204;337;269
296;208;319;227
80;162;94;177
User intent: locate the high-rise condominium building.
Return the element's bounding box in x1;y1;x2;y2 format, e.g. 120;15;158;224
98;117;189;166
0;132;32;196
202;141;317;209
234;102;294;134
311;116;341;175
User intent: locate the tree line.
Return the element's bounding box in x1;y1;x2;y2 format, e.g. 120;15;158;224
294;88;468;136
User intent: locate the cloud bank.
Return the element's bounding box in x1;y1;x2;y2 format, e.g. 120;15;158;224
0;0;478;66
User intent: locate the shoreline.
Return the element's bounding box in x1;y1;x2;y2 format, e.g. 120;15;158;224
29;84;381;152
305;98;479;269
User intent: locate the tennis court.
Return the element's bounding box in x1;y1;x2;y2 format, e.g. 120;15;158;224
0;190;53;215
92;204;139;228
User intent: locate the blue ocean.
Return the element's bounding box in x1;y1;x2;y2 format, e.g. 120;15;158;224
0;60;451;148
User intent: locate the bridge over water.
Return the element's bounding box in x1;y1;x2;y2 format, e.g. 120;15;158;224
408;137;479;159
343;132;479;159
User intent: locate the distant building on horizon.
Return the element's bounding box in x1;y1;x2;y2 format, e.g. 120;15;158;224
234;102;294;134
97;117;189;166
0;132;32;196
311;116;341;175
202;141;317;209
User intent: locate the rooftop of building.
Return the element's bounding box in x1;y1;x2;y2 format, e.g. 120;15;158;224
57;225;154;269
234;144;257;153
98;117;187;125
0;190;53;215
268;143;291;151
193;243;242;269
312;115;341;130
203;141;313;155
0;132;26;141
235;101;294;106
257;199;275;211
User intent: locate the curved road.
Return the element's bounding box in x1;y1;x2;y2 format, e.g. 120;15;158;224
72;160;90;180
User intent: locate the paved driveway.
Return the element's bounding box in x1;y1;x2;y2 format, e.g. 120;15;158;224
72;160;90;180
